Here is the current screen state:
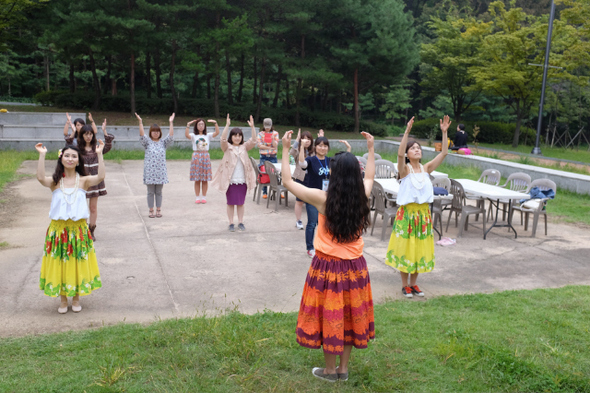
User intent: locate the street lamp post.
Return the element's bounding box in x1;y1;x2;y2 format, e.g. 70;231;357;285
532;0;556;155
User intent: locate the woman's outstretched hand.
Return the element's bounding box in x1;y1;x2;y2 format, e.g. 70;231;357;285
440;115;451;134
247;115;254;128
135;113;142;122
405;116;415;134
361;132;374;150
169;113;175;123
96;139;105;154
282;130;293;150
35;143;47;154
226;113;231;126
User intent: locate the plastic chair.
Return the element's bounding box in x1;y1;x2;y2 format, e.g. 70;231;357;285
446;179;486;238
469;169;501;221
374;159;397;179
431;177;452;235
370;182;398;241
510;179;556;237
491;172;532;221
264;161;289;211
363;152;381;160
356;156;367;166
250;157;265;204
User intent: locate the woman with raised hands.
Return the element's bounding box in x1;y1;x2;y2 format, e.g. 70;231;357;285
281;129;375;382
385;115;451;298
63;112;98;145
136;112;175;218
185;118;220;204
35;141;105;314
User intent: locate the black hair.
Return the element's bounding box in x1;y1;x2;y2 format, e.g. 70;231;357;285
193;118;206;135
52;144;88;185
314;136;330;150
299;131;314;157
458;123;465;131
405;138;422;164
149;124;162;141
73;118;86;127
229;128;244;145
325;152;370;243
76;124;96;152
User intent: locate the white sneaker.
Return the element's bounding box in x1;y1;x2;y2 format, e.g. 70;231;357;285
307;249;315;258
296;220;304;229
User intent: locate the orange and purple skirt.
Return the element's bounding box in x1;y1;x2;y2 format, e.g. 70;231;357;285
296;250;374;355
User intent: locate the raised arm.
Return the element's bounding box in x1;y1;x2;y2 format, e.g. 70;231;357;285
185;120;196;140
88;113;98;134
82;140;105;189
35;143;55;188
362;132;375;198
208;119;220;138
425;115;450;173
397;116;415;180
246;115;259;150
135;113;145;137
168;113;175;137
102;118;109;137
281;131;326;210
220;114;231;151
339;140;351;153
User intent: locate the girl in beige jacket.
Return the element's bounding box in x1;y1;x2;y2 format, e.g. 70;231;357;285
211;114;259;231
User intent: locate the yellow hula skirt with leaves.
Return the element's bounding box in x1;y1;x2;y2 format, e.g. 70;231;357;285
385;203;435;273
39;219;102;297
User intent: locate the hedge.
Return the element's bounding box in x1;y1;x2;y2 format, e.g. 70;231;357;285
43;92;388;136
411;118;537;145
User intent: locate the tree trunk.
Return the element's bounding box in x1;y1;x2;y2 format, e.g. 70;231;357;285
69;63;75;93
214;48;220;118
89;49;101;110
285;78;291;109
226;48;233;105
272;64;281;108
170;40;178;114
146;52;152;98
206;54;211;99
237;53;244;103
130;53;136;114
155;49;162;99
104;56;112;95
191;71;199;98
295;34;305;127
44;55;50;91
353;68;360;133
253;54;257;104
255;57;266;122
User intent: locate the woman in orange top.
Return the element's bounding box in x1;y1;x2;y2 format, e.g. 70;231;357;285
281;129;375;383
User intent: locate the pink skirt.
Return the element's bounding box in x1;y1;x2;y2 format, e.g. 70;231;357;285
189;151;212;181
226;183;247;205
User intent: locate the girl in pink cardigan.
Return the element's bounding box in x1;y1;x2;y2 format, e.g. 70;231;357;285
211;114;259;232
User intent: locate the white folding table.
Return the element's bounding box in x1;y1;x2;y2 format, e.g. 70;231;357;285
455;179;528;239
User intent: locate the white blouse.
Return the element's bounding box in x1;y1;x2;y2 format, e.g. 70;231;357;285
396;170;434;206
49;188;90;221
230;157;246;184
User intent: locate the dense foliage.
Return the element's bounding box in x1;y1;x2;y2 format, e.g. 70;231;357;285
1;0;589;146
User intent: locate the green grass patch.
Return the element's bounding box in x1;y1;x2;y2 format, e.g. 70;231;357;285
0;287;589;392
477;143;590;164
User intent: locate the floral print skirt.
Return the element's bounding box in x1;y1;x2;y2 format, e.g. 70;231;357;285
296;250;374;355
385;203;435;274
39;219;102;297
189;151;212;182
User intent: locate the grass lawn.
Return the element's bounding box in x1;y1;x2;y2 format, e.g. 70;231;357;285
477;143;590;164
1;286;588;392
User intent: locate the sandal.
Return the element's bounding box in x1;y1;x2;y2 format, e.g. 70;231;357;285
156;208;162;218
149;209;155;218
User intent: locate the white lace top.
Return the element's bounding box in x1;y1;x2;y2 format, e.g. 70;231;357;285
396;165;434;206
49;188;90;221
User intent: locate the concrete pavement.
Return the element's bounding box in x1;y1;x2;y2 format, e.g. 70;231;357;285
0;159;589;337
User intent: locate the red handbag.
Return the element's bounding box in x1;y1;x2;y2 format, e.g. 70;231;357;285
258;165;270;184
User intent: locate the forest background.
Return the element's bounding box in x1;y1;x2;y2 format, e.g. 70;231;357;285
1;0;589;148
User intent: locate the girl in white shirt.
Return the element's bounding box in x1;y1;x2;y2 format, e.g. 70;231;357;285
385;115;451;298
185;118;220;204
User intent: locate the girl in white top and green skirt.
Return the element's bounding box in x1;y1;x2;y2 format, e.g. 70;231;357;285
385;115;451;298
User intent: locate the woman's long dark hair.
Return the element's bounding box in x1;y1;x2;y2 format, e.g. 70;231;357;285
228;128;244;145
298;131;314;157
193;118;206;135
52;144;88;185
76;125;97;153
325;152;370;243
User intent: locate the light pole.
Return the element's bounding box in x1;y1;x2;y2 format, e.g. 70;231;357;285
532;0;556;155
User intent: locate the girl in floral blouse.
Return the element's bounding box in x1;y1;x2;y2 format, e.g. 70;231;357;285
136;113;175;218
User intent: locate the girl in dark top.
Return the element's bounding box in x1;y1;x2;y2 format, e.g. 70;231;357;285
451;123;468;150
299;136;351;257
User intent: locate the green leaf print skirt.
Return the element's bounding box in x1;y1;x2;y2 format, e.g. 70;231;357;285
385;203;435;274
39;219;102;297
